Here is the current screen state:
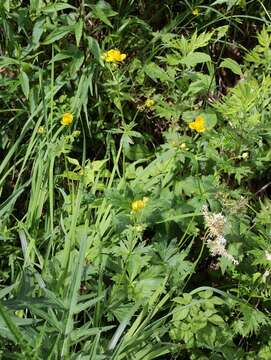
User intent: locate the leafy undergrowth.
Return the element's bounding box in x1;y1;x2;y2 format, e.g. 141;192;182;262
0;1;271;359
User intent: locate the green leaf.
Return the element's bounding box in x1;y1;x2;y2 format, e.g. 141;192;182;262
42;3;76;14
144;62;170;82
32;18;45;44
0;57;19;67
43;26;74;45
0;303;28;348
62;171;81;181
208;314;225;326
91;0;117;28
74;19;83;47
125;143;151;161
202;112;217;129
212;0;241;10
198;289;213;299
87;36;103;65
216;25;229;40
180;52;211;67
220;58;242;75
19;70;30;99
174;307;189;320
66;157;80;167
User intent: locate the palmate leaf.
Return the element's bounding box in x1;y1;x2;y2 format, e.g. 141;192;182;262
237;304;269;336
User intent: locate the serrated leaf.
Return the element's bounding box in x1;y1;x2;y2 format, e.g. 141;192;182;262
220;58;242;75
216;25;229;40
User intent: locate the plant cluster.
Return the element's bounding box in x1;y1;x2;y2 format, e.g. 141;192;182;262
0;0;271;359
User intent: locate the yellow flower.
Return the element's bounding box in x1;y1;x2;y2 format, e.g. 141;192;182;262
189;116;206;133
131;197;149;213
37;126;45;134
103;49;127;63
61;112;73;126
180;143;187;150
145;99;155;108
192;8;200;16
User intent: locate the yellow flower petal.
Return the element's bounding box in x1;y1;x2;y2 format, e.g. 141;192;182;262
145;99;155;108
188;115;206;133
192;8;200;16
120;53;127;61
103;49;127;63
131;197;149;213
37;126;45;134
61;112;73;126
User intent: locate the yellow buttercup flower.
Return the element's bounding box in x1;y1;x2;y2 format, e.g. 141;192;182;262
37;126;45;134
189;116;206;133
192;8;200;16
103;49;127;63
145;99;155;108
131;197;149;213
61;112;73;126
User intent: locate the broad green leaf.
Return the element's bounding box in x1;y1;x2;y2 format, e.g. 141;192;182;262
42;3;76;14
208;314;225;326
180;52;211;67
91;0;118;27
32;18;45;44
198;289;213;299
75;19;83;47
202;112;217;129
220;58;242;75
144;62;170;82
87;36;103;65
43;26;74;45
19;70;30;99
0;57;20;67
3;0;10;11
66;157;80;167
62;171;81;181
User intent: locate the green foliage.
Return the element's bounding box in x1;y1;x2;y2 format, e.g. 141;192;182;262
0;0;271;358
